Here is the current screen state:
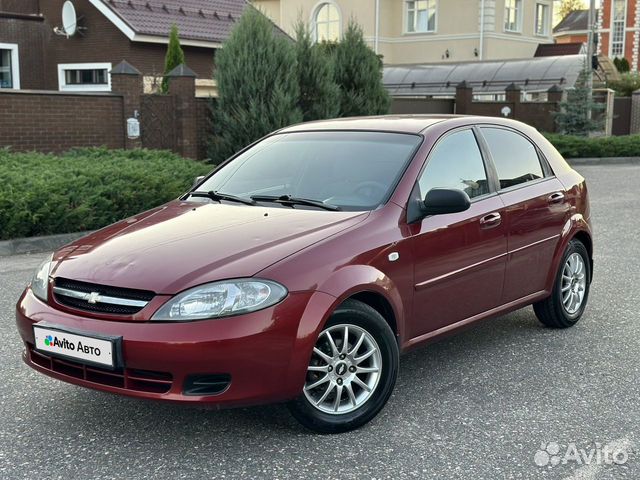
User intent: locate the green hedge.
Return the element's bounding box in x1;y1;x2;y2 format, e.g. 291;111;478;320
0;148;210;240
544;133;640;159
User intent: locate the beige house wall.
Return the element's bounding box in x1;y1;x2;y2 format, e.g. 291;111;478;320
253;0;554;64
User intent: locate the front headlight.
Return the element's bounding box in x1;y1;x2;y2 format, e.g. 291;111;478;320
31;254;54;302
151;279;288;321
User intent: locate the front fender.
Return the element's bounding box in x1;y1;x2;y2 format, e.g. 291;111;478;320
283;265;407;397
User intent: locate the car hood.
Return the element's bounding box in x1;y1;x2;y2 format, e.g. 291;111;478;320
52;200;368;294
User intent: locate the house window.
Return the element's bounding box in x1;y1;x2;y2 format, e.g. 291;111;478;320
611;0;626;57
0;43;20;89
57;63;112;92
314;3;340;42
535;3;550;36
406;0;436;33
504;0;522;32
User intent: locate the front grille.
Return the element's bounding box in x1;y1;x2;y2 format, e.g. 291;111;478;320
28;344;173;394
53;277;155;315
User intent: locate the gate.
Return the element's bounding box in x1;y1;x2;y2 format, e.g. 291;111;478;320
612;97;631;136
140;94;177;151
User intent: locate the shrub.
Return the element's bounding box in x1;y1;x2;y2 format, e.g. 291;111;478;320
0;147;210;240
544;133;640;158
209;8;302;164
332;21;390;117
161;25;185;94
608;72;640;97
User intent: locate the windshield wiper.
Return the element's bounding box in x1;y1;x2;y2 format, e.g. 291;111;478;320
250;194;341;211
189;190;256;206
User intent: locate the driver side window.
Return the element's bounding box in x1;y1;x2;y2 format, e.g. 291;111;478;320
418;129;489;200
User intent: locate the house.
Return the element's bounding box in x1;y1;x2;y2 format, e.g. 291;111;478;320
253;0;555;64
597;0;639;69
553;9;589;45
0;0;251;95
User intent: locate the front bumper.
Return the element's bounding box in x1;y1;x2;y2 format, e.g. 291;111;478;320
16;288;336;407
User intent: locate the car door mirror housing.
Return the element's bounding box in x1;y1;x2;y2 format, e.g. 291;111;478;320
422;188;471;216
193;175;205;188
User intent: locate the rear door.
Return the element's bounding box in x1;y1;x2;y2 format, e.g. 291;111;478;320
478;126;571;303
408;128;508;339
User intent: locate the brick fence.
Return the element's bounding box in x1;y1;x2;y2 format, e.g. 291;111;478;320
0;61;211;159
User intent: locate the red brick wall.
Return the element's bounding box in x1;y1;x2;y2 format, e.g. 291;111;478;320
0;16;46;89
600;0;637;66
0;0;39;14
0;90;125;153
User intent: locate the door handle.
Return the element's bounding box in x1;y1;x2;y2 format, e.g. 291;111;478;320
479;212;501;229
548;192;565;204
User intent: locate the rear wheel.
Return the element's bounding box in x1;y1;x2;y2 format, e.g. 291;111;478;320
534;239;591;328
288;299;399;433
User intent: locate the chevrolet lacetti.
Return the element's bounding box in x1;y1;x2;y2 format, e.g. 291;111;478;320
16;116;593;433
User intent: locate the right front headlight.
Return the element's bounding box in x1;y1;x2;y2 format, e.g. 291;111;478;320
151;279;288;322
30;254;54;302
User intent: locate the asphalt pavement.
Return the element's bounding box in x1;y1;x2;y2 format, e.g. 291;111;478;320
1;163;639;479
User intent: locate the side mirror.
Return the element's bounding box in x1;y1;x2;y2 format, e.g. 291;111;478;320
193;175;205;188
422;188;471;216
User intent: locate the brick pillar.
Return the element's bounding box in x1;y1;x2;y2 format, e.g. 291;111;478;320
547;84;564;103
631;89;640;134
167;64;198;159
455;81;473;114
110;60;143;150
505;83;521;119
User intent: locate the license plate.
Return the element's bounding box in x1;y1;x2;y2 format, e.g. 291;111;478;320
33;324;119;369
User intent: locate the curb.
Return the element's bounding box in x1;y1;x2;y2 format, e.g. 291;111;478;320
567;157;640;165
0;231;91;257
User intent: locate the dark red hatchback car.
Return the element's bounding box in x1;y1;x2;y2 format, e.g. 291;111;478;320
16;116;592;433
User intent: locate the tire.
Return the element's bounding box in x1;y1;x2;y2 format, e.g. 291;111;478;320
534;239;591;328
288;299;399;434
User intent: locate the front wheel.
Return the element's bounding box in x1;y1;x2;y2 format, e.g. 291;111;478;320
288;299;399;433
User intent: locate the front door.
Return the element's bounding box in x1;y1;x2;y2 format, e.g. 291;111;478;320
409;128;508;339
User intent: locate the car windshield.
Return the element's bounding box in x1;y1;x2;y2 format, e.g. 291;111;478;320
197;131;422;211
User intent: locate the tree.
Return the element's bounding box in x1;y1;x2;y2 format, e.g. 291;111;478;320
613;57;630;73
332;21;390;117
209;8;302;163
294;22;340;121
554;66;604;136
558;0;586;20
161;25;185;93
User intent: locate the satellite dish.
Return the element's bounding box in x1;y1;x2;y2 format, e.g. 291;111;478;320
62;1;78;37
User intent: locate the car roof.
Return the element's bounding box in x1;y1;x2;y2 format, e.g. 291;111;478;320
278;115;527;135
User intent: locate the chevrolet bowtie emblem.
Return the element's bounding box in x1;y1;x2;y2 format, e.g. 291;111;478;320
87;292;102;304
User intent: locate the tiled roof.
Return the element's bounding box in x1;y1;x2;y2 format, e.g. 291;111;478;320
553;9;589;34
102;0;248;44
534;42;585;57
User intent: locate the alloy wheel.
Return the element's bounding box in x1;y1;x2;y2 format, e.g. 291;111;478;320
304;324;382;415
561;252;587;315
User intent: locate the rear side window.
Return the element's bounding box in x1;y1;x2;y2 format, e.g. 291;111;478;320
480;127;544;189
418;129;489;200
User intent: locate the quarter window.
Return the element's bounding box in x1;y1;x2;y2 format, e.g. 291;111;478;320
418;130;489;200
480;128;544;189
313;3;341;42
504;0;522;32
406;0;437;33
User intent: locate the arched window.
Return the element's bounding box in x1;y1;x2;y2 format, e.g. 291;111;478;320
314;3;340;42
